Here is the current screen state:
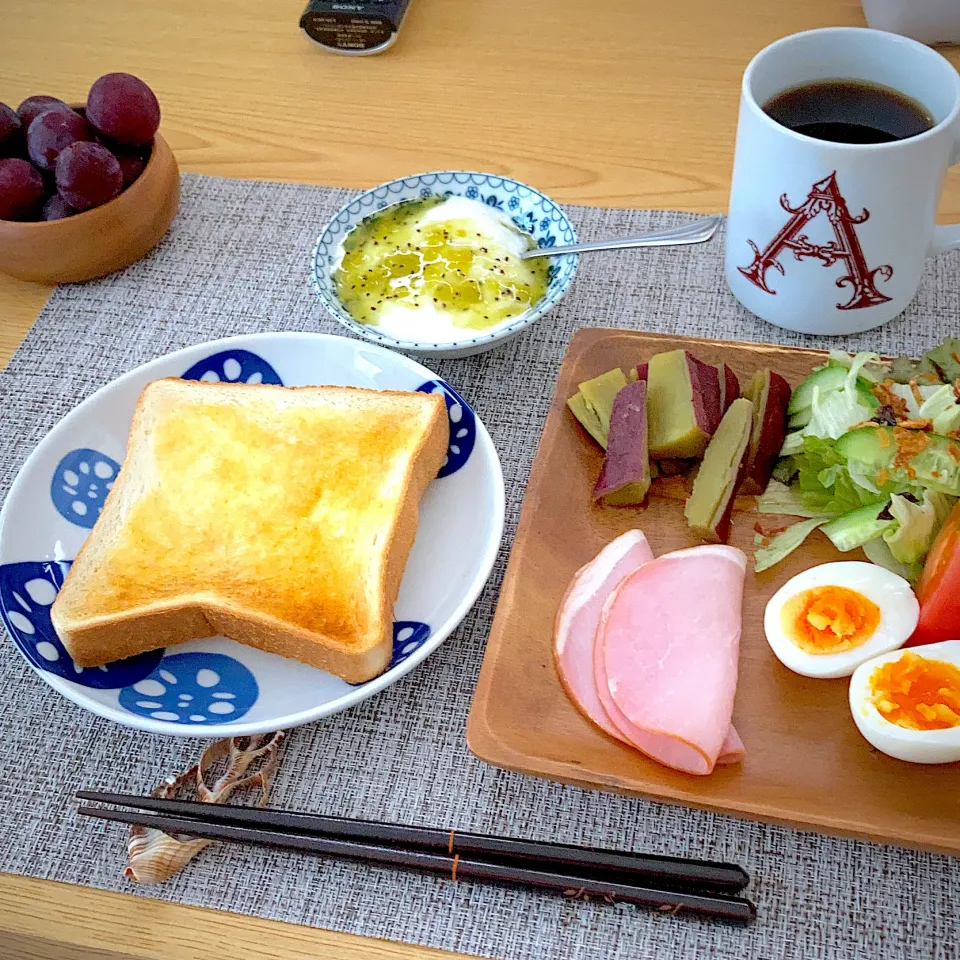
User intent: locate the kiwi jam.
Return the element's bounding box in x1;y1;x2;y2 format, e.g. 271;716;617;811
333;197;550;331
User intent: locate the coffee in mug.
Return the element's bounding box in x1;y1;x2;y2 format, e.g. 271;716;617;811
724;27;960;336
763;79;933;145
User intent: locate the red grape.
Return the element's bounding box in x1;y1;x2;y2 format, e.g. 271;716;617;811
16;95;71;130
113;146;146;187
86;73;160;147
0;157;45;220
27;109;93;172
55;141;122;210
42;193;78;221
0;103;23;158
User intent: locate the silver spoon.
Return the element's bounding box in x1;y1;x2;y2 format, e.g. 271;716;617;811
520;214;722;259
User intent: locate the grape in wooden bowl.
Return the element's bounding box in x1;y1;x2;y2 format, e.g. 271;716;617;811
0;74;179;284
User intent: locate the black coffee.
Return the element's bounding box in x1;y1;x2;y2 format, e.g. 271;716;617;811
763;79;934;144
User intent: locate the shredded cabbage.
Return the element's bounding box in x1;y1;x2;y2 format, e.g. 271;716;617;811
847;351;883;385
826;349;888;383
803;379;873;441
885;382;942;418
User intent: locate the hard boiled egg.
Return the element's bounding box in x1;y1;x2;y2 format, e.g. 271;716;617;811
764;561;918;679
849;641;960;764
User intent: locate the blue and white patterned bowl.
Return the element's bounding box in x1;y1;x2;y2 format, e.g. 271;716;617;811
0;333;505;737
311;171;578;359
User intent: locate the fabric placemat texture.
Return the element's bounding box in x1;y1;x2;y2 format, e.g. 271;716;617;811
1;174;957;960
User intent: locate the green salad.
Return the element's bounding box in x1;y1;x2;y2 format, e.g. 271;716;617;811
755;338;960;581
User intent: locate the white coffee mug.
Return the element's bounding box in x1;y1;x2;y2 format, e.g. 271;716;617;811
725;27;960;336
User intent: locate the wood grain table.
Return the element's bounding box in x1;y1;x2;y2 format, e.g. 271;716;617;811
1;2;958;958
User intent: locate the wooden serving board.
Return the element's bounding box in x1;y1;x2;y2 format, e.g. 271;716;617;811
467;329;960;856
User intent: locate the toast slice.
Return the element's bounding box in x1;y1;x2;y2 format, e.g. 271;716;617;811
51;378;449;683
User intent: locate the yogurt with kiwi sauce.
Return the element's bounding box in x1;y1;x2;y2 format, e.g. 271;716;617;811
332;196;550;343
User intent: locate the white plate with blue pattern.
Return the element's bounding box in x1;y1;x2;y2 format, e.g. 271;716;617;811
311;171;578;359
0;333;504;737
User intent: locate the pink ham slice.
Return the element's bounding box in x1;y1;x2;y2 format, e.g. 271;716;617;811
595;544;746;775
716;726;745;766
554;531;654;742
594;654;745;767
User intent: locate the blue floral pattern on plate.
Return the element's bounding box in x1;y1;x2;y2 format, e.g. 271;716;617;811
511;210;537;234
389;621;431;667
50;448;121;529
182;349;283;386
347;621;431;687
118;652;258;725
311;171;578;352
0;560;162;688
0;331;503;737
416;380;476;478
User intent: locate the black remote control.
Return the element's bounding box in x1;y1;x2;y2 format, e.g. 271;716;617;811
300;0;413;55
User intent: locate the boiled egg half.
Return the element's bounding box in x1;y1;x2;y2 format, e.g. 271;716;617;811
764;561;919;679
849;641;960;764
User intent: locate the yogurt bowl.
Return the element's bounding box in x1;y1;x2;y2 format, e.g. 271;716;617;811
311;171;578;359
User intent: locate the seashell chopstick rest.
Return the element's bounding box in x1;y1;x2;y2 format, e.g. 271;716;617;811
124;731;286;884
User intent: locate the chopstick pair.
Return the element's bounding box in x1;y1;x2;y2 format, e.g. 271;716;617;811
77;791;756;922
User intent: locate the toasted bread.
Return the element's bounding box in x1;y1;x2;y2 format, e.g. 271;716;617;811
50;378;449;683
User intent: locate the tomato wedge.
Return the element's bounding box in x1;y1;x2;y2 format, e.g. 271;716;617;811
909;500;960;646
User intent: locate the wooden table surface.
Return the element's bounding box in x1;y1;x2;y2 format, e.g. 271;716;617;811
1;2;958;958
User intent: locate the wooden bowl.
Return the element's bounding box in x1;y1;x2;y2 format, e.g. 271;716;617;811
0;133;180;284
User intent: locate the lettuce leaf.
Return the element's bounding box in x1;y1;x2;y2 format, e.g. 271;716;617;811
888;355;940;385
846;458;884;494
817;464;846;488
862;536;923;584
882;491;956;564
802;357;879;439
780;431;804;456
757;479;831;518
925;337;960;382
761;343;960;576
754;518;826;573
919;384;960;435
793;436;885;515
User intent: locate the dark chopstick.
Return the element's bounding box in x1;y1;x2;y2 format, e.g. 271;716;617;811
78;804;755;922
76;790;749;893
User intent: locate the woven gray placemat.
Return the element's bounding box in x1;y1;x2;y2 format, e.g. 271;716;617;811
1;174;957;960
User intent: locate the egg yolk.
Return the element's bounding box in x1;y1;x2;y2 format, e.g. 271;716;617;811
870;651;960;730
780;585;881;654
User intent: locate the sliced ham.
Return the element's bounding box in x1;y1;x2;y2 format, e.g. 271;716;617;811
596;544;746;775
716;726;745;766
554;531;654;741
594;653;745;768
